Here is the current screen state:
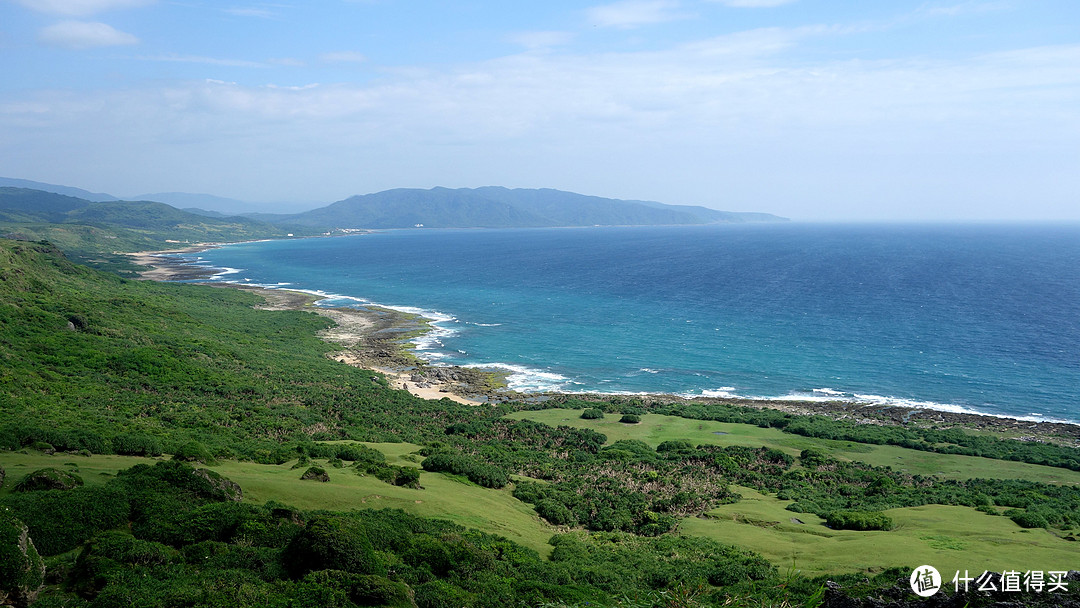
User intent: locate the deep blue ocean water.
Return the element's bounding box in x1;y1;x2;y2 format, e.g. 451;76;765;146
183;224;1080;423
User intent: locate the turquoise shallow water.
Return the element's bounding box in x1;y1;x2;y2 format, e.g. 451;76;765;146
183;223;1080;423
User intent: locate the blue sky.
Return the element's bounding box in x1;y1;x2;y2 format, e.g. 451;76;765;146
1;0;1078;220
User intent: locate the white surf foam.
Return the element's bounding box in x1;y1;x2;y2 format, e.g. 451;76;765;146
464;362;571;392
211;267;242;278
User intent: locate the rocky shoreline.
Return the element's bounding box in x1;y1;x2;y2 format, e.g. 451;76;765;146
130;246;1080;447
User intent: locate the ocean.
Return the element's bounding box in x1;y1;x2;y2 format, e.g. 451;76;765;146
182;223;1080;423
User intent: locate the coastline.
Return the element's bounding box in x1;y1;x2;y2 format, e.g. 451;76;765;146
128;244;1080;447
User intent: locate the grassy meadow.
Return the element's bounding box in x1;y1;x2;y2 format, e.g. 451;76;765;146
505;409;1080;485
507;409;1080;575
7;408;1076;576
0;442;558;556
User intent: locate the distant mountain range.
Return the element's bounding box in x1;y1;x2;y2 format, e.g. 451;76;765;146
1;177;787;234
0;177;119;202
263;186;787;229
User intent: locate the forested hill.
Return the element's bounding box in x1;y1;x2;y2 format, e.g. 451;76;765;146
0;187;284;236
0;187;294;272
0;177;118;202
271;186;788;229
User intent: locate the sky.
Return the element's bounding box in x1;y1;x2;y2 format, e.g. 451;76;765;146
1;1;1078;221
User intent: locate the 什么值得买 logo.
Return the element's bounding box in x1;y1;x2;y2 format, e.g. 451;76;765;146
910;566;1071;597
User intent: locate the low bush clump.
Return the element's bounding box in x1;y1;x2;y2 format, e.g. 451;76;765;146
12;468;83;492
825;510;894;531
421;453;508;488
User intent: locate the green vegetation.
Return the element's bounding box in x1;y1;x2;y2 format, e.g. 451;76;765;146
2;237;1078;607
824;510;894;531
0;239;506;459
300;466;330;482
421;453;509;489
0;506;45;608
506;408;1080;485
0;187;298;273
11;469;82;493
0;460;823;608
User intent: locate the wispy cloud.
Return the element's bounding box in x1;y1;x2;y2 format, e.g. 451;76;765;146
223;7;277;19
507;31;575;50
269;57;305;67
709;0;798;7
320;51;367;63
917;1;1010;17
15;0;154;16
587;0;691;29
140;54;268;68
38;21;138;49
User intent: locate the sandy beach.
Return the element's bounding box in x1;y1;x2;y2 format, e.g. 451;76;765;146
130;245;1080;446
217;282;486;406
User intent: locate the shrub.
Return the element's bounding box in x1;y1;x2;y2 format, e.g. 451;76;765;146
1;485;131;555
1006;508;1049;529
414;580;474;608
0;507;45;608
581;408;604;420
112;433;163;457
283;515;385;578
12;468;83;492
300;467;330;482
302;570;415;608
619;414;640;424
535;499;577;526
378;466;420;488
333;443;385;464
74;530;177;575
172;441;215;464
825;510;894;531
656;440;694;454
421;453;508;489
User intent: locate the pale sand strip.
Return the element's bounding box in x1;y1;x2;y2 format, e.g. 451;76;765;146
225;283;484;406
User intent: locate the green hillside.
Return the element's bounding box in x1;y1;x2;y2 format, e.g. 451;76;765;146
0;187;294;273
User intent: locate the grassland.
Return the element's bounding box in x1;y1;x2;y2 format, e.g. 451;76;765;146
681;486;1077;577
0;442;558;556
505;409;1080;485
7;407;1071;574
505;408;1080;575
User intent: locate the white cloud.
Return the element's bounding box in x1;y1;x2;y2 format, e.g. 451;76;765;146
38;21;138;49
320;51;368;63
918;1;1010;17
140;54;268;68
507;31;575;50
223;7;277;19
269;57;306;67
710;0;797;6
586;0;690;29
16;0;153;16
